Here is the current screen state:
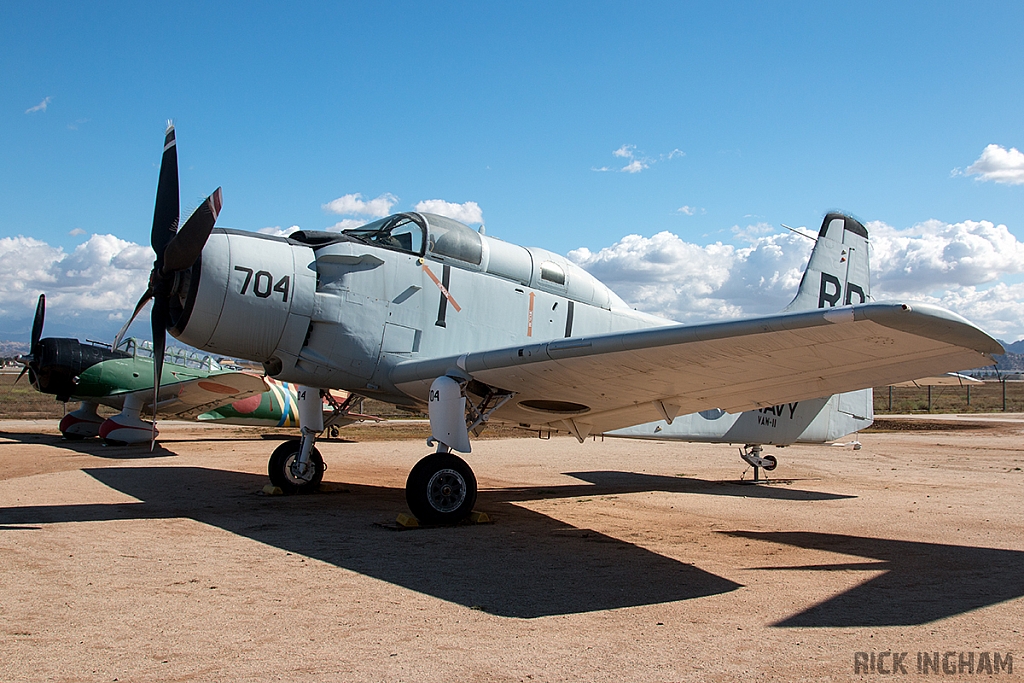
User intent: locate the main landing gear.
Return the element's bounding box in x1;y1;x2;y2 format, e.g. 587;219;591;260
266;386;355;494
740;443;777;484
265;375;512;525
268;440;325;494
404;374;512;525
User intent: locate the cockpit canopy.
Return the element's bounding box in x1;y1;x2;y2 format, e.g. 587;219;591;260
120;338;222;371
342;212;482;265
335;211;626;311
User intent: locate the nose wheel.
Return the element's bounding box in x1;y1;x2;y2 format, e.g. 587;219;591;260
406;452;477;525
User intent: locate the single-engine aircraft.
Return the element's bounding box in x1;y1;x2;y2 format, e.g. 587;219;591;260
114;124;1002;524
16;295;365;445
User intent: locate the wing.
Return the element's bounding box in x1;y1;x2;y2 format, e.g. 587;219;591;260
113;371;269;421
391;302;1001;435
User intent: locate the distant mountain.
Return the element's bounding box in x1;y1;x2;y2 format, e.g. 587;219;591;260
1000;339;1024;355
994;352;1024;372
0;340;29;357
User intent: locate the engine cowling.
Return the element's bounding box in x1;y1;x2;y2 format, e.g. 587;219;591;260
170;230;316;370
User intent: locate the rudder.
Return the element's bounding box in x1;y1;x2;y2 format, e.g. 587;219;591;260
784;213;871;313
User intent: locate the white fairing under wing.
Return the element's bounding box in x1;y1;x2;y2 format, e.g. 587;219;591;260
604;389;873;444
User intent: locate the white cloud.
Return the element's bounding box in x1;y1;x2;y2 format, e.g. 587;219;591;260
962;144;1024;185
569;217;1024;341
731;221;774;241
413;199;484;225
867;219;1024;293
601;144;683;174
569;228;813;323
322;192;398;217
325;219;366;232
677;205;697;216
258;225;301;237
0;234;152;330
25;97;51;114
68;228;85;236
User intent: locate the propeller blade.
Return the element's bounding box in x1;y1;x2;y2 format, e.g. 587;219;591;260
113;286;153;350
15;365;28;384
162;187;222;273
31;293;45;354
151;124;180;264
150;295;169;451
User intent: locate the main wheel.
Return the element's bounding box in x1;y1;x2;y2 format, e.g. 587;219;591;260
405;452;477;525
268;440;324;495
762;454;778;471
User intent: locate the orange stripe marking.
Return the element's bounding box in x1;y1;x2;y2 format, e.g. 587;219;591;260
421;264;462;312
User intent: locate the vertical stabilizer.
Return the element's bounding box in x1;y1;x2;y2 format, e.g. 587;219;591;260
784;213;871;313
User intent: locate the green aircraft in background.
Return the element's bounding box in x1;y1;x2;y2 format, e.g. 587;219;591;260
18;295;365;444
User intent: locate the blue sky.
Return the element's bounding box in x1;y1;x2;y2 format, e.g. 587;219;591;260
3;2;1024;344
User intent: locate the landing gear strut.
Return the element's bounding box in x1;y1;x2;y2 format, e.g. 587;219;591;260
404;374;513;524
740;444;777;484
266;384;331;495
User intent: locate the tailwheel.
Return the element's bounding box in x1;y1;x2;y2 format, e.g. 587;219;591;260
739;444;777;484
268;439;324;495
406;452;477;525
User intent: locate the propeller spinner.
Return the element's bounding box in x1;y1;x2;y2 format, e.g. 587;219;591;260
116;124;222;448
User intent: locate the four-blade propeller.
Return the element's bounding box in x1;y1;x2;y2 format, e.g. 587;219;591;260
114;124;222;448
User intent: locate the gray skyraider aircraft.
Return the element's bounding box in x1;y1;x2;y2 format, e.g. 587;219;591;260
116;125;1002;524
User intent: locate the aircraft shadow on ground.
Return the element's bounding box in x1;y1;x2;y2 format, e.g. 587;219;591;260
0;465;746;618
508;471;855;503
4;466;1015;623
0;430;176;459
726;530;1024;627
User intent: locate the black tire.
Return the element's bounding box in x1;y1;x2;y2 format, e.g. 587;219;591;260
61;431;87;441
762;454;778;471
268;440;324;495
405;452;477;525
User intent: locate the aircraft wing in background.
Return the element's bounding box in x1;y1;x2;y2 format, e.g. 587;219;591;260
112;371;269;421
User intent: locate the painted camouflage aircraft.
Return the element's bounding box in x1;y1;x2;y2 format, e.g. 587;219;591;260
17;295;362;444
114;124;1001;524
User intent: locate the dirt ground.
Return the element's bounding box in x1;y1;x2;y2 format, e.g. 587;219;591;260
1;418;1022;682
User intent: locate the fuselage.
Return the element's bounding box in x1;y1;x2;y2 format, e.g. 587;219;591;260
605;389;873;445
171;212;672;419
32;338;221;407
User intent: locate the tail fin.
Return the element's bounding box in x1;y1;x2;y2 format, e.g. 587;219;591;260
784;212;871;313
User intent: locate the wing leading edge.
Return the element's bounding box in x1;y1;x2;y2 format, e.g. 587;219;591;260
391;302;1002;435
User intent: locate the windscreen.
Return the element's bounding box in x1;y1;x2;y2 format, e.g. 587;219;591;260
342;214;426;255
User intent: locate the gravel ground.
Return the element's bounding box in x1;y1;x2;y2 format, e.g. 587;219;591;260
1;418;1022;682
